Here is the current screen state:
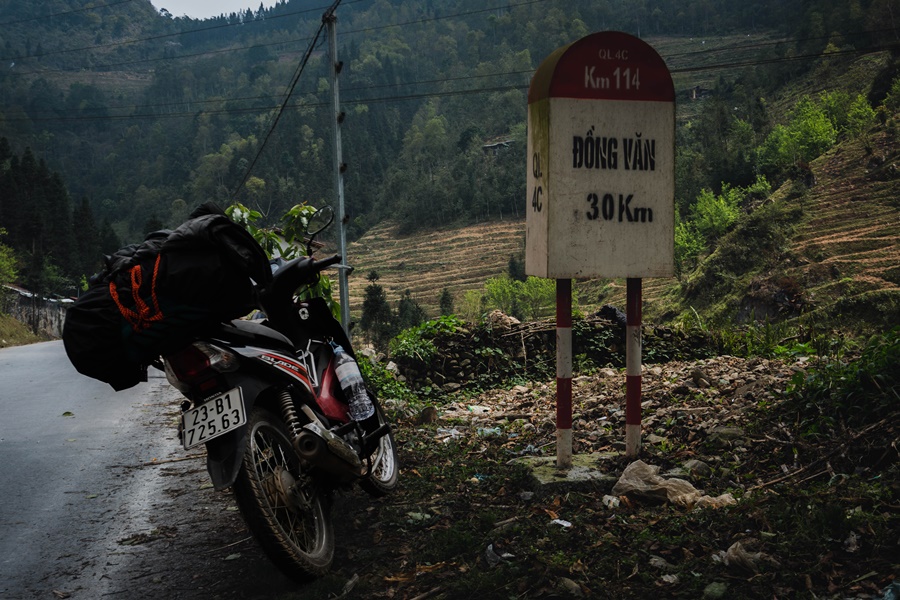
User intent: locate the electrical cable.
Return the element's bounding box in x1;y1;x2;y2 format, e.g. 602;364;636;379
0;0;140;27
1;0;534;66
0;0;367;63
229;0;342;202
7;41;893;125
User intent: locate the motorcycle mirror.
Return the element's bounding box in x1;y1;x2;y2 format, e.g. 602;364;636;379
306;206;334;237
306;206;334;256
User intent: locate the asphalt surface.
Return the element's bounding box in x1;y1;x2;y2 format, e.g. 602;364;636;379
0;341;300;599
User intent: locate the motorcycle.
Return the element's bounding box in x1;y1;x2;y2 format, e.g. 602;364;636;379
157;207;398;581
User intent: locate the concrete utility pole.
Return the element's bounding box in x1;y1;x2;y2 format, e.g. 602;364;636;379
325;10;351;336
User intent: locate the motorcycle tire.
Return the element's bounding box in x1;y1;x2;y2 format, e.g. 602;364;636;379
232;406;335;582
360;396;400;498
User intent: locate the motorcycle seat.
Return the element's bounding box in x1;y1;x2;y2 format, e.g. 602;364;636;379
212;319;296;353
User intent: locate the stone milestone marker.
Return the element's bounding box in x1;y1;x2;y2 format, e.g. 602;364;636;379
526;30;675;279
525;31;675;463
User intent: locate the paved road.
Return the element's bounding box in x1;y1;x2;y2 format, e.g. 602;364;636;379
0;341;299;599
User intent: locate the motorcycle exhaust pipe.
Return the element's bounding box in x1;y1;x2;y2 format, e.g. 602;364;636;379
295;422;362;481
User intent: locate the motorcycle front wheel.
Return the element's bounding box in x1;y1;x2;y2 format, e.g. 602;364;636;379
233;406;334;581
360;397;400;497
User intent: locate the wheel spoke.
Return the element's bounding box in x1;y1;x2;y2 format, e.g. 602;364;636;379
249;426;324;554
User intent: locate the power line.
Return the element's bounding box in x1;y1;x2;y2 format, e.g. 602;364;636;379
230;0;340;201
1;0;534;68
6;39;894;125
5;31;319;77
0;0;140;27
9;0;885;81
13;66;533;119
0;0;366;63
340;0;549;37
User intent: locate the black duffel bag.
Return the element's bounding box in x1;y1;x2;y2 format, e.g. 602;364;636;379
63;203;272;390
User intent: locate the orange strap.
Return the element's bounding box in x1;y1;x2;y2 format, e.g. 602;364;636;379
110;254;165;332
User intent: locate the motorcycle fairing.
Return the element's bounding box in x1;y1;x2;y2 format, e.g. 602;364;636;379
314;356;350;423
248;348;315;393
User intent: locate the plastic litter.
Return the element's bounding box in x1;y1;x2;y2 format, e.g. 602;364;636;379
712;540;779;574
649;555;677;572
879;580;900;600
435;427;462;442
477;427;503;437
611;460;736;508
340;574;360;596
485;543;514;568
550;519;573;528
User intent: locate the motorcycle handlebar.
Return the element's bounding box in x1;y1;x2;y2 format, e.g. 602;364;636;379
266;254;343;302
313;254;343;271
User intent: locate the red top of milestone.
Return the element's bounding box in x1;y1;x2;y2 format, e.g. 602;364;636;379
529;31;674;104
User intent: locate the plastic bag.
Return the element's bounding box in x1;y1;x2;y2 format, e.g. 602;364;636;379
611;460;736;509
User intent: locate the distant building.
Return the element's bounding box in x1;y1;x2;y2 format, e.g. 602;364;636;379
482;138;515;156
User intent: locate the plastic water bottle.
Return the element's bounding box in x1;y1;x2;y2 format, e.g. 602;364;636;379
331;343;374;421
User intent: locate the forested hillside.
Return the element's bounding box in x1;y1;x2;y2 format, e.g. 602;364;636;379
0;0;898;308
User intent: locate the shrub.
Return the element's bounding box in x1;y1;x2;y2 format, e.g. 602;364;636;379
483;275;565;321
389;315;466;362
785;328;899;434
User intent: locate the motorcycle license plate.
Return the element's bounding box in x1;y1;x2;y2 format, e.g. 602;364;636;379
182;388;246;450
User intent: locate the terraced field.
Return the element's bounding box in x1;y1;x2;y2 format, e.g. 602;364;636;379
341;219;526;317
337;129;899;328
339;216;683;322
791;132;900;317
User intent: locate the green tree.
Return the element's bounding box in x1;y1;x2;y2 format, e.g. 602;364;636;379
519;277;556;319
692;185;741;240
508;254;526;282
72;197;100;278
143;215;165;236
97;219;121;255
883;76;900;112
758;95;837;175
484;276;523;320
846;94;876;140
820;90;853;133
674;218;706;277
397;290;426;331
361;271;395;349
459;289;486;324
438;288;454;316
0;229;17;287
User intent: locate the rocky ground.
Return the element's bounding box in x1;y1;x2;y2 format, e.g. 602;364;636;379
89;351;897;600
291;351;899;599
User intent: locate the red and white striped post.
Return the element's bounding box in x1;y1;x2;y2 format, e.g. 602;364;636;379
625;278;642;457
556;278;573;468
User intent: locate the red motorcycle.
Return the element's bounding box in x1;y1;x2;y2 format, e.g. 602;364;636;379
159;207;398;581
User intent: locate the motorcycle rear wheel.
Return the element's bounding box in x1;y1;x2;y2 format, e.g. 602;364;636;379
233;406;334;581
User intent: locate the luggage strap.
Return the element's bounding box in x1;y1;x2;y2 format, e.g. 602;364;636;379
109;254;164;331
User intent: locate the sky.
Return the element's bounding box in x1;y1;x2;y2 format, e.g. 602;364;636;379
150;1;279;19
